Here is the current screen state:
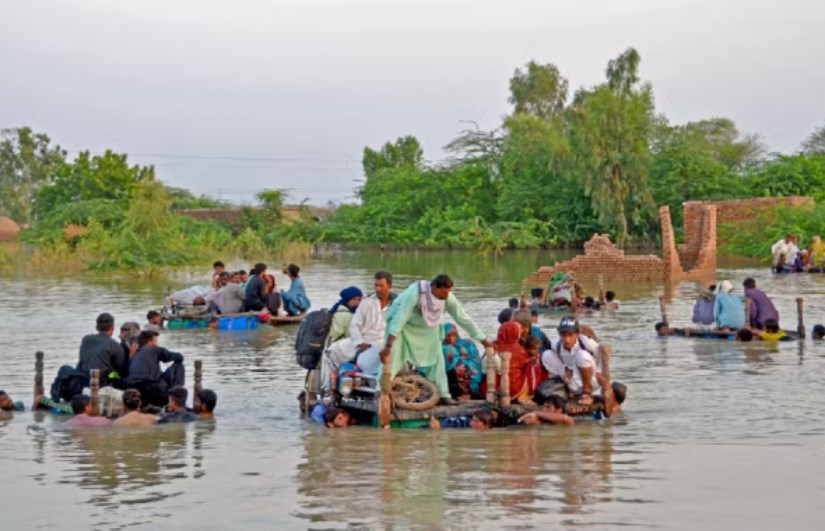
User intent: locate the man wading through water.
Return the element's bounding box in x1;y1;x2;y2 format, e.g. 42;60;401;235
380;274;492;406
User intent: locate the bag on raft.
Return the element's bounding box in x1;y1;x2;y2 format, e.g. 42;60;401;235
295;309;333;370
50;365;89;403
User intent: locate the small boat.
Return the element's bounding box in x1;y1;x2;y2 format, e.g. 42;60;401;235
165;312;263;331
659;329;799;341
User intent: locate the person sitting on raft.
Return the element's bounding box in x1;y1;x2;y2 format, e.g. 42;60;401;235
212;271;246;314
518;394;575;426
211;261;225;289
123;331;185;407
77;313;129;389
497;298;520;324
323;271;395;392
112;389;159;426
428;409;493;430
743;278;779;330
326;286;364;345
442;323;484;400
281;263;311;316
541;317;603;406
512;309;552;352
491;321;534;404
381;274;492;406
692;284;717;327
244;263;269;312
144;310;163;332
523;335;548;402
758;319;788;341
714;280;745;331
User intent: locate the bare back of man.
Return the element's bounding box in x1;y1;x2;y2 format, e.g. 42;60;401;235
112;411;158;426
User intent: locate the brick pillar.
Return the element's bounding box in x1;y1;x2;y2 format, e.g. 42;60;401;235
660;206;682;279
695;205;717;273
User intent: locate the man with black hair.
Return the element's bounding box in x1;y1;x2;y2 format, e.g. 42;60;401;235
158;386;198;423
77;313;128;388
244;263;268;312
196;389;218;418
119;321;141;363
0;390;24;412
144;310;163;332
211;260;226;288
323;406;353;428
518;393;575;426
112;389;159;426
123;330;185;407
541;317;603;405
813;324;825;340
381;274;492;406
428;409;493;430
743;278;779;329
62;395;112;427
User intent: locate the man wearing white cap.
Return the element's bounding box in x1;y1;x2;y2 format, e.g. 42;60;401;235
714;280;745;331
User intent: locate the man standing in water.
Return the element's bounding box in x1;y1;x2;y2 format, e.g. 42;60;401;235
380;274;491;406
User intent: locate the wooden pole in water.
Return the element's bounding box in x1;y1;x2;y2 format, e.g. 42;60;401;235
90;369;100;416
600;343;616;418
378;357;392;428
658;296;669;325
796;298;806;338
486;347;497;404
193;360;203;412
34;351;44;406
744;297;752;329
499;351;511;407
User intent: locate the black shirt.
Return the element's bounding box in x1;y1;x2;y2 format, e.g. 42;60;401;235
244;275;267;310
125;346;184;384
77;333;127;379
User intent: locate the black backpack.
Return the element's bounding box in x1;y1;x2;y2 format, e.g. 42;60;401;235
50;364;90;402
294;309;333;369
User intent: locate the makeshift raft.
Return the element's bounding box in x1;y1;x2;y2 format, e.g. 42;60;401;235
316;344;616;428
269;314;306;326
657;296;806;340
166;313;262;330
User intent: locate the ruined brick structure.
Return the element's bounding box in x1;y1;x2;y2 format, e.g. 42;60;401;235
683;196;813;244
523;204;717;286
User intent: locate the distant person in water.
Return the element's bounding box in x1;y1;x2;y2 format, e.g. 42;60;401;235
0;390;24;412
599;289;619;310
428;409;493;430
758;319;787;341
736;328;754;342
197;389;218;419
323;407;354;428
655;322;688;337
812;324;825;340
281;263;311;316
62;395;112;428
743;278;779;330
157;387;198;424
518;394;575;426
112;389;159;426
144;310;163;332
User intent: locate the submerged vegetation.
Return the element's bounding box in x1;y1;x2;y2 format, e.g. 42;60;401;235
3;47;825;272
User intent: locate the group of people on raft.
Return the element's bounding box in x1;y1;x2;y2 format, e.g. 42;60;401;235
655;277;825;341
310;271;626;429
528;271;619;313
771;234;825;273
160;261;311;327
1;312;218;427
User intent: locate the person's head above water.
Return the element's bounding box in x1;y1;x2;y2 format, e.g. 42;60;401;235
122;389;142;412
605;290;616;302
430;274;454;300
197;389;218;415
70;394;92;415
736;328;754;342
470;409;493;430
764;319;780;334
812;324;825;340
146;310;161;325
167;386;188;412
534;392;566;413
655;322;671;336
324;407;352;428
0;390;14;411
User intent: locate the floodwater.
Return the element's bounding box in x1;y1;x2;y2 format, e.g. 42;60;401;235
2;250;825;530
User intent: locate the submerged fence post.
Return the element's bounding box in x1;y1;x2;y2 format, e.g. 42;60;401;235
378;359;392;428
796;298;806;339
90;369;100;416
486;347;497;404
658;296;669;325
34;351;44;405
600;343;615;417
193;360;203;411
499;351;511;407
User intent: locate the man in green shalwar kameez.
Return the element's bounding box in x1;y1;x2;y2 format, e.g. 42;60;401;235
380;275;491;405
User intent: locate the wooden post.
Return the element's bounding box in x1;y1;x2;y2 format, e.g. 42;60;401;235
192;360;203;411
499;351;511;407
90;369;100;416
378;358;392;428
796;298;806;338
658;296;668;325
600;343;615;418
486;347;497;404
34;351;44;406
744;297;752;329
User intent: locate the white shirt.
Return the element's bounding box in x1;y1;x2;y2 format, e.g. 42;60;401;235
348;294;392;346
772;239;797;257
541;336;601;393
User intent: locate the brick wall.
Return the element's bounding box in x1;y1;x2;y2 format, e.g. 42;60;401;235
683;196;813;244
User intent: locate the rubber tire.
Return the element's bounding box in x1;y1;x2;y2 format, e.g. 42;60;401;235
391;374;441;411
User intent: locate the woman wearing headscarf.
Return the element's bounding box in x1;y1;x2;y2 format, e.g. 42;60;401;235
442;323;483;399
281;263;311;316
714;280;745;331
809;236;825;271
327;286;364;344
493;321;531;403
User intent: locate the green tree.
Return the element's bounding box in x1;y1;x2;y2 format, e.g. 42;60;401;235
802;123;825;155
34;150;155;219
0;127;66;223
362;135;423;179
508;61;569;120
567;48;655;244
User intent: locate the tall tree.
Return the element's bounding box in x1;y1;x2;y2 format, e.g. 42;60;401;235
508;61;569;120
802;123;825;155
362;135;423;179
0;127;66;223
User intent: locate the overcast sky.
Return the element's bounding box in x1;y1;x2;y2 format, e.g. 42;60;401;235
1;0;823;204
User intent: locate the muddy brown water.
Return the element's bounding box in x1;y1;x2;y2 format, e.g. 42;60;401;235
2;251;825;529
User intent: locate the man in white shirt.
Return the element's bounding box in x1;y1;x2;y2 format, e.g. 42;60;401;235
541;317;602;405
215;272;247;314
322;271;395;391
771;235;797;271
